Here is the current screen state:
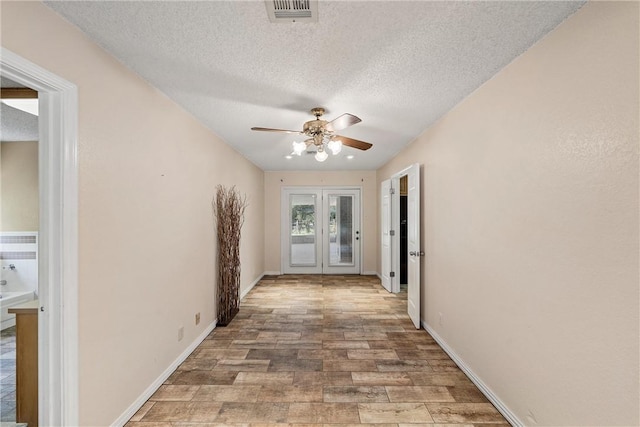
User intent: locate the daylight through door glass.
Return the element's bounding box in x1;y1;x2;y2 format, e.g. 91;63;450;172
328;195;354;266
290;194;316;266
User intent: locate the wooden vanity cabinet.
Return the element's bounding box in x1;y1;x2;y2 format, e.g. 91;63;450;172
8;300;38;427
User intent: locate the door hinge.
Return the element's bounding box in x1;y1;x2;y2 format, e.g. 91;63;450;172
390;230;395;236
390;187;395;194
390;271;395;277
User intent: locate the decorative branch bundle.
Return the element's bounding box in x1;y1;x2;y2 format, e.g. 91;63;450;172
213;185;247;326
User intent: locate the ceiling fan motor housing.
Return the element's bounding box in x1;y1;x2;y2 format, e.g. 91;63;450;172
304;107;330;146
303;119;330;145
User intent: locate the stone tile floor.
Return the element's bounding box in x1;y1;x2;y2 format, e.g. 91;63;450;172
0;326;16;423
127;275;509;426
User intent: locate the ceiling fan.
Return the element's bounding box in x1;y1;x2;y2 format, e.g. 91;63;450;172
251;107;372;162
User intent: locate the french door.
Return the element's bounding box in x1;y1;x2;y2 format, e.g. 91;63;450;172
282;187;361;274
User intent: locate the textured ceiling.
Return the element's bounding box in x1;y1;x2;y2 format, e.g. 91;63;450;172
0;103;39;142
1;77;25;88
1;77;38;142
45;1;584;170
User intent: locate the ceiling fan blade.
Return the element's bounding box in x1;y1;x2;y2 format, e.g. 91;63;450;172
251;127;302;134
325;113;362;132
336;135;373;151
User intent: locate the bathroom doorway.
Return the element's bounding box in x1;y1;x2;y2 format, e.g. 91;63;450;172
380;163;421;329
0;77;40;424
399;175;408;286
1;48;79;426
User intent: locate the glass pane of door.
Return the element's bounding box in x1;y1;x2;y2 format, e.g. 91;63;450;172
323;188;360;274
290;194;317;266
328;195;354;266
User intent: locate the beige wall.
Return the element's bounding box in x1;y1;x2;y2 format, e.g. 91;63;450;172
1;2;264;425
378;2;639;425
0;141;38;231
264;170;377;274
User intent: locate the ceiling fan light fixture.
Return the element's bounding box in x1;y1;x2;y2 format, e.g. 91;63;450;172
251;107;372;163
314;148;328;162
292;141;306;156
328;139;342;155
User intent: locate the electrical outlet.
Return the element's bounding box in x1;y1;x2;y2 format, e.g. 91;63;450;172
178;326;184;342
195;312;201;325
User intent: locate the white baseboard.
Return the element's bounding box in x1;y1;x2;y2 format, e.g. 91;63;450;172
111;321;216;427
241;273;264;300
262;271;376;277
263;271;281;276
422;321;522;427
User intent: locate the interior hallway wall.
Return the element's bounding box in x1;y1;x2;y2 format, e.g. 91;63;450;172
264;170;377;274
0;141;38;231
1;2;264;425
377;2;639;425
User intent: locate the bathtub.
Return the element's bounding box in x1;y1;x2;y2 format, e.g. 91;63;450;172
0;291;35;330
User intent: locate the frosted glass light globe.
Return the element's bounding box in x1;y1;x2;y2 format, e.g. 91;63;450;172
292;141;306;156
315;150;328;162
327;139;342;155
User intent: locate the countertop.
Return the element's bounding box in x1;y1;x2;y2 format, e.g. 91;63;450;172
8;299;39;314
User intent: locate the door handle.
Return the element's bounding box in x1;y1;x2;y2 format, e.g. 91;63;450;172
409;251;425;257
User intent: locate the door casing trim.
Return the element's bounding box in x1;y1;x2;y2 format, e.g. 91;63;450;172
1;47;79;426
389;164;414;293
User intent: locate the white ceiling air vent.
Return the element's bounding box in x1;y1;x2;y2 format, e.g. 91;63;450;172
265;0;318;23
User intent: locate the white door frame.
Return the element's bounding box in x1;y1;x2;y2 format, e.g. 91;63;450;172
391;174;401;294
379;180;392;292
380;173;405;294
1;48;79;425
281;186;362;275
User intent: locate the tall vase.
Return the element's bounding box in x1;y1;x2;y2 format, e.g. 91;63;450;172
213;185;247;327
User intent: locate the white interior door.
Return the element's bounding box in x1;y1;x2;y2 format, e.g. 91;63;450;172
380;180;392;292
282;187;360;275
406;163;421;329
